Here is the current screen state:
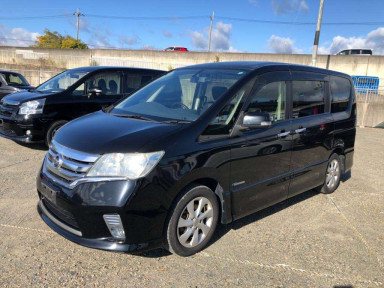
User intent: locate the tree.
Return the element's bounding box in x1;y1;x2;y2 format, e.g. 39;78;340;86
32;29;88;50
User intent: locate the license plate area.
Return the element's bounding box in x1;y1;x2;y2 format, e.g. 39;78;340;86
41;182;57;205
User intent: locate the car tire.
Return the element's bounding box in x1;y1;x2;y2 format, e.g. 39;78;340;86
164;185;219;257
45;120;68;147
316;153;342;194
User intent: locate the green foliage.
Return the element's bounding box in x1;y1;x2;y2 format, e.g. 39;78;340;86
32;29;88;50
168;65;174;71
214;55;220;62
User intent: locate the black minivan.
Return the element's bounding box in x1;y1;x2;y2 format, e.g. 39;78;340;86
36;62;356;256
0;66;164;145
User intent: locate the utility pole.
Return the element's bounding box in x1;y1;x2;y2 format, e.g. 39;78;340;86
73;8;84;41
208;11;215;52
311;0;325;66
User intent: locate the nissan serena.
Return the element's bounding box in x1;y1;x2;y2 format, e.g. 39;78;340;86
36;62;356;256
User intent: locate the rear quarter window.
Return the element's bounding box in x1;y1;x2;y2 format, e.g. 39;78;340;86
330;76;351;113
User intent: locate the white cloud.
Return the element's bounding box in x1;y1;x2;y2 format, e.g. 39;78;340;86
319;27;384;55
271;0;309;14
162;30;172;38
268;35;302;54
0;24;39;46
189;21;237;52
119;35;140;46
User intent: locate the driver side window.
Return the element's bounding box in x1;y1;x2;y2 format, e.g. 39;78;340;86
202;79;254;136
84;72;121;97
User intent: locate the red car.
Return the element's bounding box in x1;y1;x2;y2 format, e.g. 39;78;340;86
163;46;188;52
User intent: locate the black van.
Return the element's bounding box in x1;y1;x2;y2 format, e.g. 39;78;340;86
0;66;164;145
36;62;356;256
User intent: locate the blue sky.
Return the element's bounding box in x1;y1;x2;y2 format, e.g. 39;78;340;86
1;0;384;54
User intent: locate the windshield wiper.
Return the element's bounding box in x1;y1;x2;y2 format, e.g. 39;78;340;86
112;114;160;123
162;120;192;124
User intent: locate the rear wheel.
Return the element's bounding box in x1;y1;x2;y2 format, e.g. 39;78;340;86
316;153;342;194
165;185;219;256
45;120;67;147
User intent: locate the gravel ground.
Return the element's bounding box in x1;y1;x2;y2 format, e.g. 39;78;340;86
0;128;383;288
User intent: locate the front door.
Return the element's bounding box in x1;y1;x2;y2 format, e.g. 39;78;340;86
230;72;293;220
70;71;123;119
288;72;334;197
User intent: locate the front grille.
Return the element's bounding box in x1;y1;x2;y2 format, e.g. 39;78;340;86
42;198;79;229
44;140;100;188
0;102;18;117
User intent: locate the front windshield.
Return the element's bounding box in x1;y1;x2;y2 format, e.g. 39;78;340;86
0;73;29;86
111;68;248;122
36;70;88;93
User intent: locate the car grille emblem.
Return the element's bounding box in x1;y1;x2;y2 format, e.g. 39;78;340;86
53;154;64;169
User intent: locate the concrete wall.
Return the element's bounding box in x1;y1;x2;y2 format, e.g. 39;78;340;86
0;46;383;127
0;46;384;86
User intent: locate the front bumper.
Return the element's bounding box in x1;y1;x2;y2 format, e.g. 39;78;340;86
0;113;46;143
36;165;167;253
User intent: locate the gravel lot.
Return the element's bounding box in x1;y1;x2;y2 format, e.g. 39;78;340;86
0;128;383;287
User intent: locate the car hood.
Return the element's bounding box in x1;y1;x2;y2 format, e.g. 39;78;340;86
2;90;52;105
54;111;184;155
8;84;35;90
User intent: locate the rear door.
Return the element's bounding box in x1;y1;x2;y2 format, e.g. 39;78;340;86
288;71;334;197
230;71;293;219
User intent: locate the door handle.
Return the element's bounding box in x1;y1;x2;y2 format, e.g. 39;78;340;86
277;131;290;138
295;127;306;133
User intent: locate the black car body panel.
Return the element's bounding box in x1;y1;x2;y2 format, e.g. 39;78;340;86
0;67;165;143
36;61;356;252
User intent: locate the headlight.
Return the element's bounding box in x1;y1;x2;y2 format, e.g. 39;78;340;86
19;99;45;115
87;151;165;179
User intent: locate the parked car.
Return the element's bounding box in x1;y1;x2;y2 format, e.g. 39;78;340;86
36;62;356;256
163;46;188;52
0;70;34;99
0;66;165;145
335;49;372;55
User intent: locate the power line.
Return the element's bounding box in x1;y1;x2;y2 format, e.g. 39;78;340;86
216;16;384;26
81;14;208;20
0;15;68;20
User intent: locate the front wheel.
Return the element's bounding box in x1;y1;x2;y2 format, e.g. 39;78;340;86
45;120;68;147
316;153;342;194
164;185;219;256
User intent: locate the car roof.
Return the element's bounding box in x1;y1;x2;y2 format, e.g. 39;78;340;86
0;70;22;75
178;61;351;78
67;66;164;73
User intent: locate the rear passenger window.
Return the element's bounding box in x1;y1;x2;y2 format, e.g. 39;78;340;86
292;81;325;118
330;76;351;113
125;74;153;94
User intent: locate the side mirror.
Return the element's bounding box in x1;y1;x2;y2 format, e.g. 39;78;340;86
88;87;102;99
241;112;272;129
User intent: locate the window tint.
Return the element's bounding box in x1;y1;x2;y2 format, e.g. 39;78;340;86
292;81;325;118
85;72;121;96
330;76;351;113
0;73;28;86
125;74;153;94
245;81;286;123
361;50;372;55
351;50;360;54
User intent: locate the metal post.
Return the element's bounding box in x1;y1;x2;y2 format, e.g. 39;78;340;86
311;0;325;67
208;11;215;52
73;8;84;41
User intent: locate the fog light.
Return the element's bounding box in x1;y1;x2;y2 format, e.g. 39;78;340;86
103;214;125;241
26;130;31;136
